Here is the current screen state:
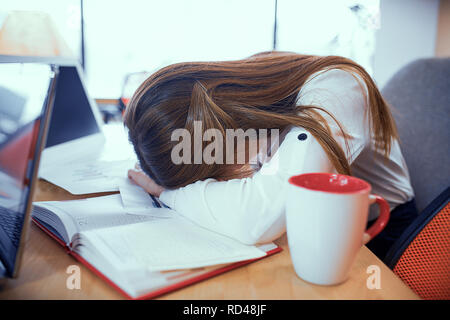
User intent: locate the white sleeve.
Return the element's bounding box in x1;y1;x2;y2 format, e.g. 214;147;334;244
160;127;334;245
160;69;371;245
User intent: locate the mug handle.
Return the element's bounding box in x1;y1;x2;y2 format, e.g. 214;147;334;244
362;194;390;245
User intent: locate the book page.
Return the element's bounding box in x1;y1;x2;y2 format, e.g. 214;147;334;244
33;194;174;241
81;216;267;272
75;235;278;299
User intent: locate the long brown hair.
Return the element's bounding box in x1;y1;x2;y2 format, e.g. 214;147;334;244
124;51;398;189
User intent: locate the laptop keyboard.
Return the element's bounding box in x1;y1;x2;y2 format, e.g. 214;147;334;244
0;207;23;247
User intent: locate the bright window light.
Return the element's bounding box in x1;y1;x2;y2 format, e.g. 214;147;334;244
83;0;274;98
0;0;379;98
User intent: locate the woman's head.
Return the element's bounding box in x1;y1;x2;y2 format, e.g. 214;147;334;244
124;51;397;189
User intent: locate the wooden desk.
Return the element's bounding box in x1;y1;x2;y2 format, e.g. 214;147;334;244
0;180;419;300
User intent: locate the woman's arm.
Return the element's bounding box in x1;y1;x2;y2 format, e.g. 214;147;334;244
159;127;334;245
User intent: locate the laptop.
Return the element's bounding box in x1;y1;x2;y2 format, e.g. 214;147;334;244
40;58;106;157
28;57;136;195
0;57;58;278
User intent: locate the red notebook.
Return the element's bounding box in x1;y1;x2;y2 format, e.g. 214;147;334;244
31;195;281;300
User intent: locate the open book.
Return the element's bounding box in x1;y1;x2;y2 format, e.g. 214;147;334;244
31;194;281;299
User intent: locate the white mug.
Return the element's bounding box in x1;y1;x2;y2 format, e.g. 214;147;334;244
286;172;390;285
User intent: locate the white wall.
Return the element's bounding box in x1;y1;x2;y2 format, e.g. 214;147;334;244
373;0;440;89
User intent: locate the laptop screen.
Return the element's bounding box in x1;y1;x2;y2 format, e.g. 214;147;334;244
0;63;55;276
45;65;101;148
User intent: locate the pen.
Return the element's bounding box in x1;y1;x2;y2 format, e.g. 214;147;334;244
149;194;161;208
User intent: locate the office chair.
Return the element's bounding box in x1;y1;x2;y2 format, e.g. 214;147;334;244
381;58;450;299
384;187;449;299
381;57;450;213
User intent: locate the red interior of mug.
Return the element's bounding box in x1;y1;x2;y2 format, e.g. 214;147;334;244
288;173;371;194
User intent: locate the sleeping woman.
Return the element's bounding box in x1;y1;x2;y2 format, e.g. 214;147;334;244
124;51;418;262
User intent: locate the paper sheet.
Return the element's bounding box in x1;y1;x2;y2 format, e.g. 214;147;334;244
39;124;138;194
41;158;136;194
119;179;168;214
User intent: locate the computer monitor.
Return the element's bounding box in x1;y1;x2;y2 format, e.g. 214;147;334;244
0;58;58;277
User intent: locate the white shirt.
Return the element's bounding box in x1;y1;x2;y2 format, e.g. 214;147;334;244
159;69;415;245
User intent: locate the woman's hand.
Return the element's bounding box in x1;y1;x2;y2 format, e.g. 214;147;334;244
128;166;165;197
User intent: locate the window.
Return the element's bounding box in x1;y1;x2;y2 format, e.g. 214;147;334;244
276;0;379;75
83;0;274;97
0;0;379;98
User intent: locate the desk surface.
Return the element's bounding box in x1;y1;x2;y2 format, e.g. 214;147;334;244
0;180;419;300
